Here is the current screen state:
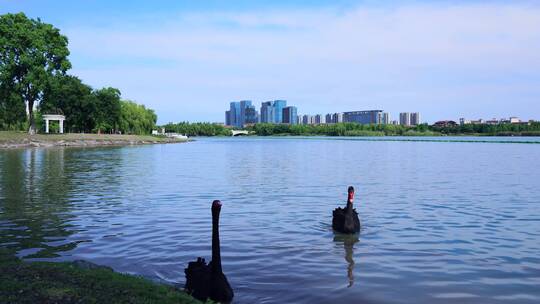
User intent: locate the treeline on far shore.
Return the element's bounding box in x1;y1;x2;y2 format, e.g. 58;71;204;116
248;123;436;136
159;121;540;137
162;122;232;136
431;122;540;136
249;122;540;136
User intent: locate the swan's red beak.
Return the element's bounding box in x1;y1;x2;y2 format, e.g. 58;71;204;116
348;187;355;203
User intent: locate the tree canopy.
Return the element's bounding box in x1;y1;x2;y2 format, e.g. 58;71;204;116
40;78;157;134
0;13;159;135
162;122;232;136
0;13;71;134
119;100;157;135
40;75;95;132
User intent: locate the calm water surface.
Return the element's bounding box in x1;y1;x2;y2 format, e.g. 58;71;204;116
1;137;540;303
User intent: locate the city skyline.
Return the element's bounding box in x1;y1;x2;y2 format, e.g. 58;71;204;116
224;99;535;127
225;100;426;127
2;1;539;124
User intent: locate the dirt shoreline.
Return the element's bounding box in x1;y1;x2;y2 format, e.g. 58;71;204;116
0;132;189;149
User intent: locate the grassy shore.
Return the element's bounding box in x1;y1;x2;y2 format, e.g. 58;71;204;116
0;251;202;304
0;131;188;149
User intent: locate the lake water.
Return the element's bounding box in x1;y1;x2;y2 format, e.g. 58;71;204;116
1;137;540;303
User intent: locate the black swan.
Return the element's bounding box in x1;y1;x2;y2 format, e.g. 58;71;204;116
332;186;360;234
185;200;234;303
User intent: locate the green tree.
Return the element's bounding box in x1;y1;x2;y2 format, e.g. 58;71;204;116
0;81;26;130
40;75;95;132
119;100;157;135
0;13;71;134
93;87;121;134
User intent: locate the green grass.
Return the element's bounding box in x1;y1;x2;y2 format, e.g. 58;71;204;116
0;251;202;304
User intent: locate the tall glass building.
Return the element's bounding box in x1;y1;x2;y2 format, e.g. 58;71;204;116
273;100;287;123
239;100;252;127
282;106;298;125
245;105;258;124
228;102;242;128
260;101;274;123
225;110;231;126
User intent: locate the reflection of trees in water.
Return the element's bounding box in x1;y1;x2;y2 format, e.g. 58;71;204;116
0;148;77;259
333;234;359;287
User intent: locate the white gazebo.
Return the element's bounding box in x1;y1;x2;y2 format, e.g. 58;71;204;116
42;114;66;134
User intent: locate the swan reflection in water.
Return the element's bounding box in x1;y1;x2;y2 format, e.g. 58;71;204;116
333;233;359;287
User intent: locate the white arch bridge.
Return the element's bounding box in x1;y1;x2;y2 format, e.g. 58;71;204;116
231;130;250;136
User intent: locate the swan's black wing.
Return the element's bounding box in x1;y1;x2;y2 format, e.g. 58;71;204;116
208;263;234;303
185;257;211;301
333;207;346;231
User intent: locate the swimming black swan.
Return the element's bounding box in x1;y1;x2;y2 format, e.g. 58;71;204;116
332;186;360;233
185;200;234;303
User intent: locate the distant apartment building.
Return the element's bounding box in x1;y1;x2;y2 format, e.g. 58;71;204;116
282;106;298;125
400;112;411;126
301;114;313;125
382;112;390;125
314;114;325;124
332;112;344;123
486;118;499;125
410;112;420;125
325;114;333;124
343;110;384;124
460;118;484;125
461;117;522;125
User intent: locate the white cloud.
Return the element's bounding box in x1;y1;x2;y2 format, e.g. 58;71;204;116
65;2;540;123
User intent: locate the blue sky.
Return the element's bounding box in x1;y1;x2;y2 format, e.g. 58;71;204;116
1;0;539;124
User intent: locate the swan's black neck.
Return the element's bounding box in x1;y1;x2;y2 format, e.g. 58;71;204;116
211;207;222;273
345;201;353;213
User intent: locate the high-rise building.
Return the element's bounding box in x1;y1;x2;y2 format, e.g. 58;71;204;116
226;101;259;127
332;113;344;123
273;100;287;123
302;114;312;125
410;112;420;126
225;110;231;126
260;101;274;123
259;100;289;123
382;112;390;124
227;102;242;127
313;114;325;124
343;110;384;124
245;105;258;124
239;100;252;127
282;106;298;125
400;112;411;126
325;114;333;124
